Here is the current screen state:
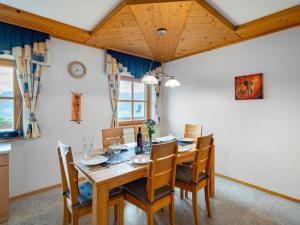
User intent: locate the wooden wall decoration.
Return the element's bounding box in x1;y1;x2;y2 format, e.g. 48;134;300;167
1;1;300;62
71;92;82;124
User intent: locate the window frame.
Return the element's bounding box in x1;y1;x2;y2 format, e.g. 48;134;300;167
118;76;151;127
0;59;23;133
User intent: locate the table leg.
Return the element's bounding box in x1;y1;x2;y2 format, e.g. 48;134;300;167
92;184;109;225
209;145;215;197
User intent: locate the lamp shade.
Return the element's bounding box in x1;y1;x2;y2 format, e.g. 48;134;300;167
141;73;159;84
165;77;181;87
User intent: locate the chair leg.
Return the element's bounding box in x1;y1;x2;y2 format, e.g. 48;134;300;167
147;212;153;225
169;194;175;225
118;199;124;225
71;208;79;225
180;189;184;199
185;190;188;199
205;186;212;217
192;190;199;225
114;204;119;222
63;198;70;225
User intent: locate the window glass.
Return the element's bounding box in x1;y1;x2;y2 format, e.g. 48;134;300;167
118;102;132;121
119;80;132;100
0;99;14;130
133;82;145;100
0;67;14;97
134;102;145;120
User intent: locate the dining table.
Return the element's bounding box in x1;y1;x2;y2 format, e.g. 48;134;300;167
74;140;215;225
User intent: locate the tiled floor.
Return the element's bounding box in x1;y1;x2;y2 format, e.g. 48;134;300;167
4;177;300;225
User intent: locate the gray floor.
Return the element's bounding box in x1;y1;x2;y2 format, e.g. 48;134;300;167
4;177;300;225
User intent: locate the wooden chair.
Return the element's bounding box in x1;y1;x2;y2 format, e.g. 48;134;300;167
124;141;178;225
102;128;124;149
134;125;149;141
181;124;203;198
175;134;214;225
57;141;124;225
184;124;203;140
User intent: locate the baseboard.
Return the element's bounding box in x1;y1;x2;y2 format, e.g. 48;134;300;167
215;173;300;204
9;177;85;202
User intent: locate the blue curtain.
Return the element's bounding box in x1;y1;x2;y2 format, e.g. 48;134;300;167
107;49;161;79
0;22;49;54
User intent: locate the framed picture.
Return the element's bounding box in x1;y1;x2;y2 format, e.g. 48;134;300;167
235;73;263;100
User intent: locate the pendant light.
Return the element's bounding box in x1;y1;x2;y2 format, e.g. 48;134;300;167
141;27;181;87
141;72;158;84
165;76;181;87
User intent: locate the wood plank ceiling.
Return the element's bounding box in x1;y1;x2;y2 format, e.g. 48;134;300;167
1;0;300;62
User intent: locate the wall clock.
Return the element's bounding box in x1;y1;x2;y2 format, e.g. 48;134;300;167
68;61;86;78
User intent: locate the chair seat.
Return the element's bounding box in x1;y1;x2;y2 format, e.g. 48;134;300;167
124;177;171;204
176;164;208;184
65;182;122;208
181;160;194;165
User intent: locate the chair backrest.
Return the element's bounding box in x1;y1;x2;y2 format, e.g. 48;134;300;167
134;125;149;141
192;134;214;183
147;140;178;202
57;141;79;206
102;128;125;148
184;124;203;139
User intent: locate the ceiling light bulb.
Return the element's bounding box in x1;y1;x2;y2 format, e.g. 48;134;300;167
141;73;159;85
165;77;181;87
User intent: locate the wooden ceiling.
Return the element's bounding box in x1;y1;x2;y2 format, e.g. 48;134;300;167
1;0;300;62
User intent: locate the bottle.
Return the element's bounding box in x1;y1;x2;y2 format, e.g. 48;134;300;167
137;127;143;149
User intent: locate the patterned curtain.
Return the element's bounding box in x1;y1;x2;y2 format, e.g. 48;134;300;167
12;40;50;138
106;54;121;128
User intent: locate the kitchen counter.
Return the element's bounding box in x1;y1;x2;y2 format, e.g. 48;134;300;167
0;143;11;155
0;143;10;223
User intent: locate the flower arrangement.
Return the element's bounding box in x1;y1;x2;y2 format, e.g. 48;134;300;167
144;119;156;142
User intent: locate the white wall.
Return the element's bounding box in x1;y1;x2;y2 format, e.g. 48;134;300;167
162;27;300;199
9;38;112;197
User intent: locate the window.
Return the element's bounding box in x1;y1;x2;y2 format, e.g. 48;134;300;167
118;76;150;126
0;59;22;131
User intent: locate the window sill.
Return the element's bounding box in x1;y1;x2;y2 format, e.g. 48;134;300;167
0;137;25;143
119;120;145;127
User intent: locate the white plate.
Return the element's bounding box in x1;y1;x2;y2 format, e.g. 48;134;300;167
81;155;108;166
178;138;195;143
178;146;191;153
130;155;150;164
155;136;176;143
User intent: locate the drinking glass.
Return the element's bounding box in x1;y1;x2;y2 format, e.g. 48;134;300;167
83;137;89;158
168;128;173;137
110;140;121;162
88;135;94;153
143;136;150;154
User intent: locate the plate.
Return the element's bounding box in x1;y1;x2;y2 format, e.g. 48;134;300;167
80;155;108;166
178;146;191;153
178;138;195;143
130;155;150;164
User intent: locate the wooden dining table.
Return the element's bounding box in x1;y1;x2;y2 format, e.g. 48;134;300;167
74;142;215;225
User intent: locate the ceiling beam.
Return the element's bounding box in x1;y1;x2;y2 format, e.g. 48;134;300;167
0;3;91;44
125;0;191;5
194;0;236;32
236;4;300;39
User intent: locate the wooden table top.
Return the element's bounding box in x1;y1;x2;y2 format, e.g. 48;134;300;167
74;142;196;187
